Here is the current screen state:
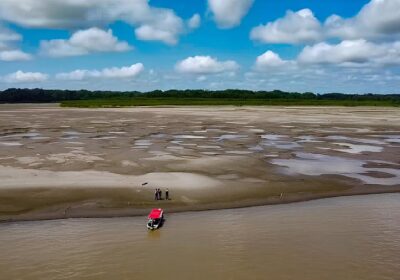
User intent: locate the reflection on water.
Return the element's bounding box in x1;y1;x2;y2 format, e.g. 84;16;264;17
272;152;400;186
0;194;399;280
333;142;383;154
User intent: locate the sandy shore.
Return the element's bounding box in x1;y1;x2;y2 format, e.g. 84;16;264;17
0;104;399;222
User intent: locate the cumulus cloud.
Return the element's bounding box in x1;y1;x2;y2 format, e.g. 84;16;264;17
135;25;178;45
298;39;400;66
208;0;254;29
0;24;21;43
57;63;144;80
188;14;201;29
251;9;322;44
0;0;191;45
0;24;33;61
325;0;400;40
176;56;239;74
40;27;131;57
0;50;32;61
4;71;48;83
252;1;400;45
254;51;292;70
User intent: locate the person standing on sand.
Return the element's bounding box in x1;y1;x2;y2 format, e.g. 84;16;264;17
154;189;158;200
159;189;163;200
166;189;169;200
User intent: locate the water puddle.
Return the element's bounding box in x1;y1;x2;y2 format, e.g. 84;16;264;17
272;152;400;186
134;140;152;146
65;142;84;145
331;127;372;133
0;142;23;146
198;145;222;149
217;134;248;141
248;129;265;133
381;135;400;144
261;140;301;150
248;145;264;152
150;133;166;139
325;136;386;145
174;135;207;139
296;136;323;143
261;134;286;141
201;152;220;155
62;131;84;139
132;146;148;149
333;143;384;154
92;136;117;140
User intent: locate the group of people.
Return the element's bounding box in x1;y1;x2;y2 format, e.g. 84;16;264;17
154;188;169;201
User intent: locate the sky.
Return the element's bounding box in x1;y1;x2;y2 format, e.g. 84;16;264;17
0;0;399;93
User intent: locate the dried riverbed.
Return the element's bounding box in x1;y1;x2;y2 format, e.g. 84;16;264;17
0;104;399;221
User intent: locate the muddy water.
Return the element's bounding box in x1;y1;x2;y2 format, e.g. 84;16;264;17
0;194;399;280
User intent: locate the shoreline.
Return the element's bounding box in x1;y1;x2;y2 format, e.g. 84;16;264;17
2;187;399;224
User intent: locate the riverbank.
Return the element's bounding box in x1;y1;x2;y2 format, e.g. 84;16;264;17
2;183;400;223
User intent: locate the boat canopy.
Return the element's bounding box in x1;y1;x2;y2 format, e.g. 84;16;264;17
148;208;163;219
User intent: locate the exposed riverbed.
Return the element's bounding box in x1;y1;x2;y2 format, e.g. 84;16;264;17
0;104;399;221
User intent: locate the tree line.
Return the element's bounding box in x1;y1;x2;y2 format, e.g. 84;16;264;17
0;88;399;103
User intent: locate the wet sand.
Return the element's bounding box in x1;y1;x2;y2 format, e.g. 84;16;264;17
0;104;399;221
1;194;399;280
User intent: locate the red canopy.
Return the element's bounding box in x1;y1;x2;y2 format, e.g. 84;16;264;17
148;208;163;219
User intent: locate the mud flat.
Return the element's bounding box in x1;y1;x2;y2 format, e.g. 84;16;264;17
0;104;399;222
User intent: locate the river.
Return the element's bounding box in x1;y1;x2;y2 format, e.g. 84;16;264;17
0;194;399;280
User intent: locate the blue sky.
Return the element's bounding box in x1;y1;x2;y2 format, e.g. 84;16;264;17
0;0;399;93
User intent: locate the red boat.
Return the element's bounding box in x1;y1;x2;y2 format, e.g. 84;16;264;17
147;208;164;230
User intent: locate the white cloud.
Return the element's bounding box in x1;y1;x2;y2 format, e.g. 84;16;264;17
251;1;400;44
254;51;292;70
0;25;33;61
0;0;190;45
188;14;201;29
325;0;400;40
208;0;254;29
57;63;144;80
100;64;144;79
251;9;322;44
0;50;32;61
135;25;178;45
40;27;131;57
197;75;207;82
0;24;21;43
298;39;400;66
4;71;48;83
176;56;239;74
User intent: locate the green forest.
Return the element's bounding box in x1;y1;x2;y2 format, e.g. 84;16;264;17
0;88;399;107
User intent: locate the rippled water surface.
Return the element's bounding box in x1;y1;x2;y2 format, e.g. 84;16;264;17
0;194;399;280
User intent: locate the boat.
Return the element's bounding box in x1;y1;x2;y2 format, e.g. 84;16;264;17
147;208;164;230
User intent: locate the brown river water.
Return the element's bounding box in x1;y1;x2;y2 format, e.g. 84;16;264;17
0;194;399;280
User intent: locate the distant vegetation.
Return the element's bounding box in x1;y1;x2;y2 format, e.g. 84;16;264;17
60;98;400;108
0;88;399;107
